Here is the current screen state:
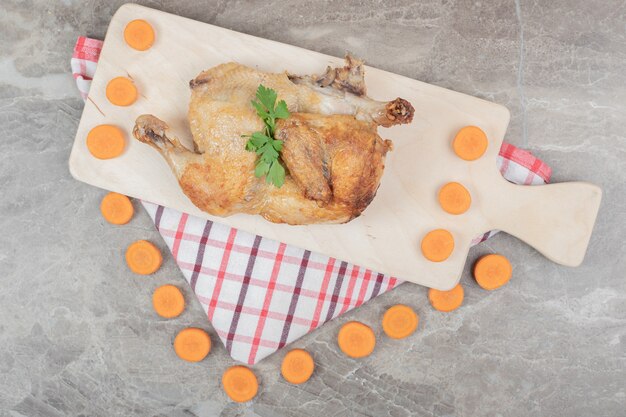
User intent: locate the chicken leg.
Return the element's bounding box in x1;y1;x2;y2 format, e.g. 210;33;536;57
133;55;414;224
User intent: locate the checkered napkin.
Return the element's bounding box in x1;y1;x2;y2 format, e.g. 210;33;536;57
72;36;552;364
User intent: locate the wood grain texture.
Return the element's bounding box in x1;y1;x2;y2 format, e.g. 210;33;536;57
69;3;601;289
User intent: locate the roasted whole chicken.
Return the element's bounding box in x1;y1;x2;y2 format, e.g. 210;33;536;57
133;56;414;224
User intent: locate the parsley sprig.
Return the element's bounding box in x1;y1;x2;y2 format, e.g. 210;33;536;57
244;85;290;187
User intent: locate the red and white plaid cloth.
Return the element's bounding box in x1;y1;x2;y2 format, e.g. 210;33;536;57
72;36;552;364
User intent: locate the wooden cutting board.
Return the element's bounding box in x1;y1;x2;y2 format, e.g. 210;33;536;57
69;4;602;290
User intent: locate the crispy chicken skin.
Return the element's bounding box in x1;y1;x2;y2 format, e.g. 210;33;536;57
133;56;414;224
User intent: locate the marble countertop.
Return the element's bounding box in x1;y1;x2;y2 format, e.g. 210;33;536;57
1;1;624;416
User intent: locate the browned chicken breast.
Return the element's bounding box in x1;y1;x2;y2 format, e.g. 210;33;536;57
133;56;414;224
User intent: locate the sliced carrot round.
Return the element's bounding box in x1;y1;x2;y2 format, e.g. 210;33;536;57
106;77;138;106
281;349;314;384
222;366;258;402
124;19;155;51
428;284;464;312
100;192;133;225
337;321;376;358
382;305;419;339
152;284;185;318
173;327;211;362
125;240;162;275
421;229;455;262
86;124;126;159
438;182;471;215
453;126;488;161
474;254;512;290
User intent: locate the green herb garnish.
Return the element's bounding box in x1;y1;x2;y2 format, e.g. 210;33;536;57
243;85;289;187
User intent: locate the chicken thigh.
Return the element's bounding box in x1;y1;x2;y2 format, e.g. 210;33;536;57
133;56;414;224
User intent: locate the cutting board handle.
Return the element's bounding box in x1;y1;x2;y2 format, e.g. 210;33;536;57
486;180;602;266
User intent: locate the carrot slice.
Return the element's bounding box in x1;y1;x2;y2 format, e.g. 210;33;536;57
100;192;134;225
438;182;471;215
222;365;258;402
382;305;419;339
453;126;488;161
125;240;162;275
474;254;512;290
173;327;211;362
86;125;126;159
152;284;185;318
428;284;464;312
337;321;376;358
281;349;314;384
124;19;155;51
421;229;455;262
106;77;138;106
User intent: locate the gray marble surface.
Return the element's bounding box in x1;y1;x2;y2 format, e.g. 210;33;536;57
1;0;625;416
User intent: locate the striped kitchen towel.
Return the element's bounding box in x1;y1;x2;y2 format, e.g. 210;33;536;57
72;36;552;364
